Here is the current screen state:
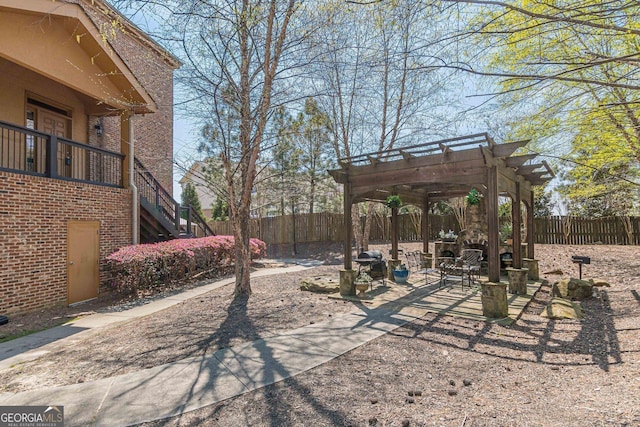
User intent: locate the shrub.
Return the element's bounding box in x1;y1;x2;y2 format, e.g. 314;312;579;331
106;236;266;294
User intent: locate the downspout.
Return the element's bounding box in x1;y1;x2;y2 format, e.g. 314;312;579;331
129;113;138;245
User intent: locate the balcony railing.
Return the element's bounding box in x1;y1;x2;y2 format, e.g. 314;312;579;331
0;119;123;187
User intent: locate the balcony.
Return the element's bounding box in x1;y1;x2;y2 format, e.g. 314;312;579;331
0;119;123;187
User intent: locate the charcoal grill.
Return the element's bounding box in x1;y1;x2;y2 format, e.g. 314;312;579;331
354;250;387;282
571;255;590;279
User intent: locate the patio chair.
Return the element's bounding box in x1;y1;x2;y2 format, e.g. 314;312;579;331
404;251;419;271
404;251;436;285
456;249;483;287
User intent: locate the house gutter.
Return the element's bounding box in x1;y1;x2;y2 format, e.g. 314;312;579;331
129;113;138;245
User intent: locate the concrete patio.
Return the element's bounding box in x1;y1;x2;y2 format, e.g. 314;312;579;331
333;270;544;326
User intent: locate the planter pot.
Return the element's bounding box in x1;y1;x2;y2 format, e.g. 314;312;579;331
393;269;409;284
355;282;369;298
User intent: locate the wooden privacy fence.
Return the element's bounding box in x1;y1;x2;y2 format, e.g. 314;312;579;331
208;212;459;244
534;216;640;245
208;213;640;246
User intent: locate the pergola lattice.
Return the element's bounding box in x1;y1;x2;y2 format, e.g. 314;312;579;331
329;133;554;283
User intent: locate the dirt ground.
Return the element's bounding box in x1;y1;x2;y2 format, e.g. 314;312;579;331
1;243;639;426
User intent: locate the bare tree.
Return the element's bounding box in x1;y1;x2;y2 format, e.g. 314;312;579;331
116;0;302;297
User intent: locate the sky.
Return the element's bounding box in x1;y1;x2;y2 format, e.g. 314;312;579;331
172;117;200;200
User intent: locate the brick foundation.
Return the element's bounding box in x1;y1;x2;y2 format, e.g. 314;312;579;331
0;171;132;314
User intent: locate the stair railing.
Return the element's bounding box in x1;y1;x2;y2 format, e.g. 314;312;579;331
179;205;216;237
134;157;215;239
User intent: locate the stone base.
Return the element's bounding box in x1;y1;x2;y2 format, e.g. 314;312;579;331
507;267;529;294
523;258;539;280
340;269;356;296
481;282;508;318
387;259;402;281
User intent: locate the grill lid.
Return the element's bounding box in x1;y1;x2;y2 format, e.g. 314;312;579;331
357;250;382;260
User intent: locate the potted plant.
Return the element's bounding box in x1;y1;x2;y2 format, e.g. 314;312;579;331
466;188;482;206
392;264;410;284
354;272;372;298
438;229;458;242
500;223;513;245
386;194;402;209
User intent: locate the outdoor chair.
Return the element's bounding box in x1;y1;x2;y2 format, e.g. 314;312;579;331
404;251;437;285
416;251;441;285
438;249;482;289
456;249;483;287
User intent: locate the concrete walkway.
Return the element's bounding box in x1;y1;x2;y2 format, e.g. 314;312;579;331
0;265;542;426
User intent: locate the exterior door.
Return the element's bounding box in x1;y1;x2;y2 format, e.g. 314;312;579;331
67;221;100;305
39;109;72;177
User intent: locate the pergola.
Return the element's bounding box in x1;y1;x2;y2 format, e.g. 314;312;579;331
329;133;554;283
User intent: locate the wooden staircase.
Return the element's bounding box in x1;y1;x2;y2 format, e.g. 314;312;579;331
135;158;214;243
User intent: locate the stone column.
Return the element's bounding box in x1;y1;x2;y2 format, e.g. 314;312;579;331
506;267;529;294
340;269;356;296
481;282;508;318
523;258;539;281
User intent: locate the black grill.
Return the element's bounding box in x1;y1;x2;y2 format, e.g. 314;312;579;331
355;251;387;279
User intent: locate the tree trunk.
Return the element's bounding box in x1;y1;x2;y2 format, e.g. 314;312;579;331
233;204;252;297
362;202;375;251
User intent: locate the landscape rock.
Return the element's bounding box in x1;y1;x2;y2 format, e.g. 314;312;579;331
540;297;584;319
590;278;611;287
552;278;593;300
299;276;340;293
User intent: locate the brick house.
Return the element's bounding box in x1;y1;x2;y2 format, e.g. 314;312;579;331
0;0;211;314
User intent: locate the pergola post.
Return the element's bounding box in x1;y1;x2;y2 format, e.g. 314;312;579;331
422;195;430;254
343;182;353;270
512;181;522;269
391;206;399;260
487;166;500;282
527;190;535;259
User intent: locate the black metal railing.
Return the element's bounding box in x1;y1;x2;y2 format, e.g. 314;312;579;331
0;119;123;187
134;157;215;239
180;204;216;237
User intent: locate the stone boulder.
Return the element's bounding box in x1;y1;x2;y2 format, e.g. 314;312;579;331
552;278;593;300
590;278;611;287
540;297;584;319
300;276;341;294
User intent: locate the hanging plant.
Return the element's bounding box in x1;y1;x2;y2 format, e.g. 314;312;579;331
386;195;402;209
466;188;482;206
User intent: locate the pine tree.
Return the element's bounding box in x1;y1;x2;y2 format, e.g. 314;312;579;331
181;182;204;219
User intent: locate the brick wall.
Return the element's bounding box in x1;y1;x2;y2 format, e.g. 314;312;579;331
0;171;132;315
80;0;177;193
